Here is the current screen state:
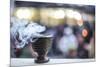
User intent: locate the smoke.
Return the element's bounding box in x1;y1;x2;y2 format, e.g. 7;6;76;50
10;17;46;48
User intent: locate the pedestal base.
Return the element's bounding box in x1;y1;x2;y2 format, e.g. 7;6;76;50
35;58;49;63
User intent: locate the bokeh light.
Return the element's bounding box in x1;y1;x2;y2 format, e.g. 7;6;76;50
66;9;74;18
14;8;40;21
82;29;88;37
40;8;65;27
15;8;33;20
49;9;65;19
65;9;83;26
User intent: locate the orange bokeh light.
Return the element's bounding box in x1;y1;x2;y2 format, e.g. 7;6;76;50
82;29;88;37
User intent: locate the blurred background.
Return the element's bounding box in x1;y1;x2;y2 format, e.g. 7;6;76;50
10;1;95;59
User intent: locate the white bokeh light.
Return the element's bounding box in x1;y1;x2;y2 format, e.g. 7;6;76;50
49;9;65;19
66;9;74;18
16;8;32;19
73;11;82;20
